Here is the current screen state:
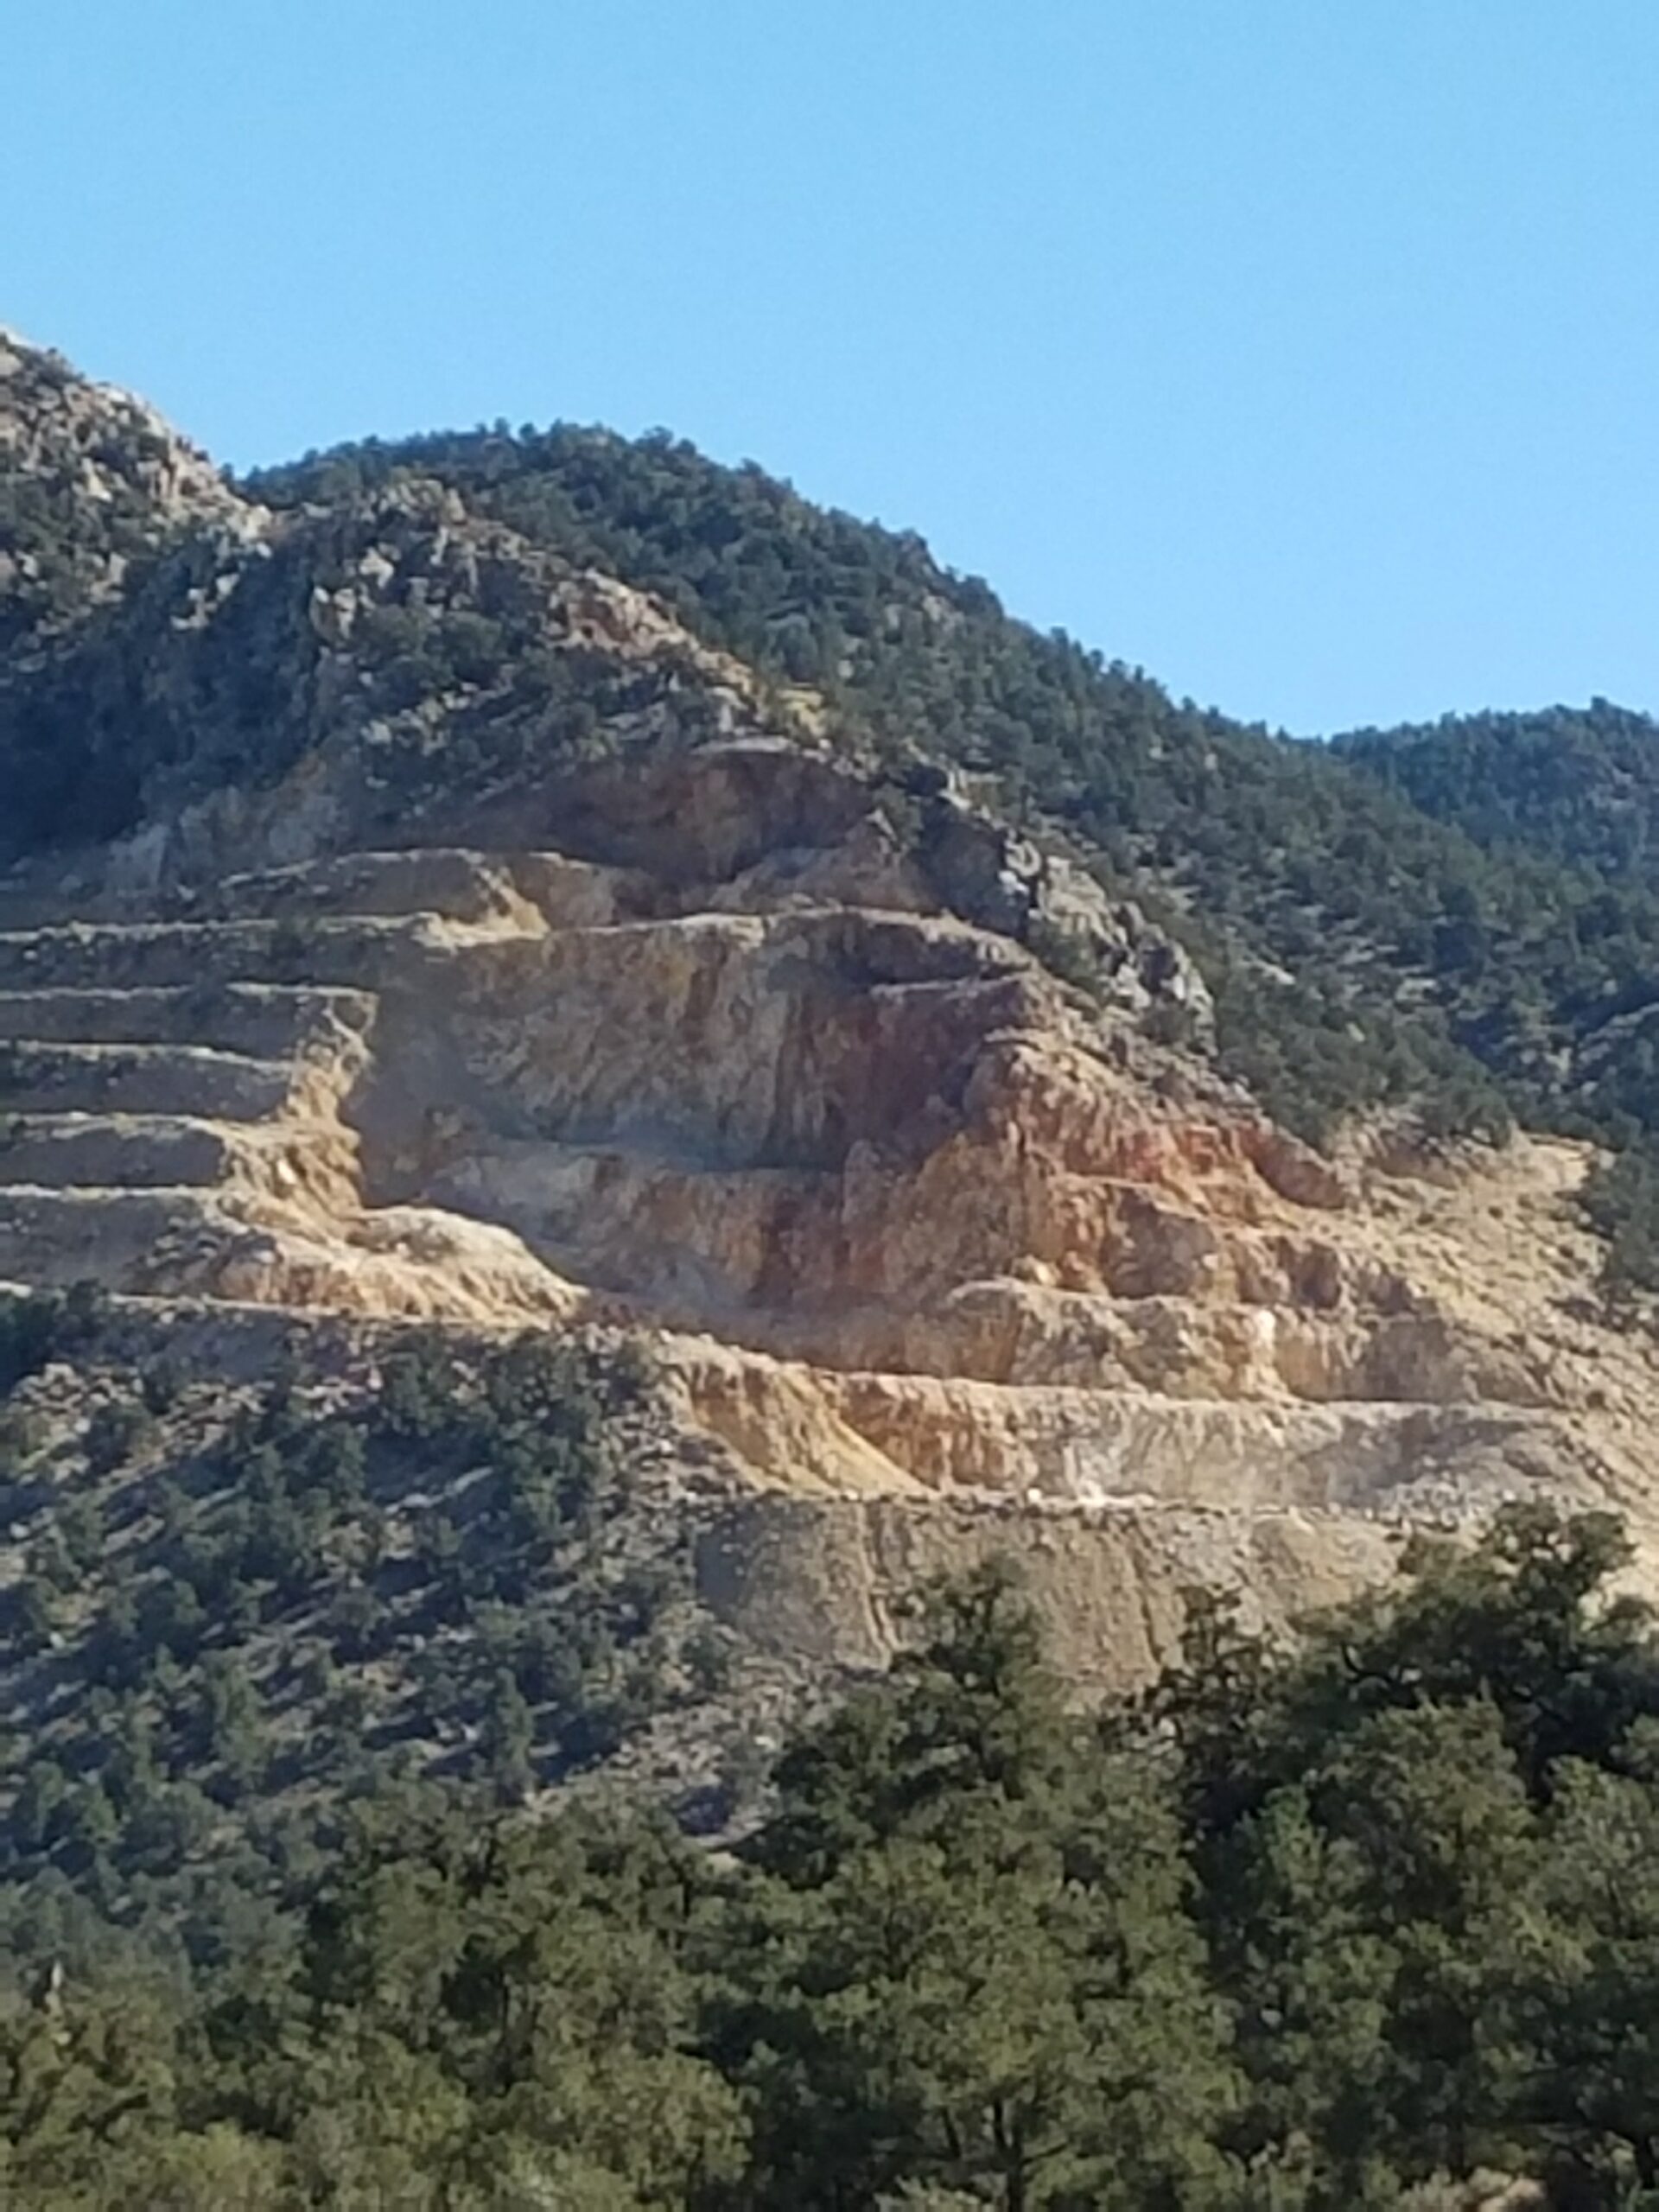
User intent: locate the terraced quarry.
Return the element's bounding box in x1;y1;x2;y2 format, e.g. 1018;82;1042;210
16;238;1659;2212
9;322;1659;1700
6;737;1656;1684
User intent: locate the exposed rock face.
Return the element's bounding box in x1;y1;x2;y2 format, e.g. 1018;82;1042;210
3;728;1656;1686
5;330;1657;1691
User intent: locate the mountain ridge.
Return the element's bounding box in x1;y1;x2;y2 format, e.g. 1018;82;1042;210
13;325;1659;1165
5;327;1659;1946
237;413;1659;1158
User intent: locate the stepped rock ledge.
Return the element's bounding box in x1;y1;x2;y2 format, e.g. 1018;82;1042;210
4;327;1656;1689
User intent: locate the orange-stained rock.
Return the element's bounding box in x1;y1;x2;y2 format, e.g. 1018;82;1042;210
7;735;1659;1680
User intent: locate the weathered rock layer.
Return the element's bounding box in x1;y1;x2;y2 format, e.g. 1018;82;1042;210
4;330;1655;1683
5;729;1656;1685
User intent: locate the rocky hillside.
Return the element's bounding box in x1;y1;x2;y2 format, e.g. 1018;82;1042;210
5;330;1659;1883
246;422;1659;1154
0;329;251;658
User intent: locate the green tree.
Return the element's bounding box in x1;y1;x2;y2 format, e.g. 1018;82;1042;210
727;1567;1239;2209
1502;1753;1659;2198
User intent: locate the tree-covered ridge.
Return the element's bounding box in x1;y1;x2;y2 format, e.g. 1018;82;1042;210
246;429;1659;1158
1335;700;1659;885
11;1504;1659;2207
1332;701;1659;1287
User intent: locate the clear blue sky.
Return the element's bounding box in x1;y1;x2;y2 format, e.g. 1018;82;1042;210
9;3;1658;735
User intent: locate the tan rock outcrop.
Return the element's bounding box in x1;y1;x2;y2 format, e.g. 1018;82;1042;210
5;734;1658;1683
